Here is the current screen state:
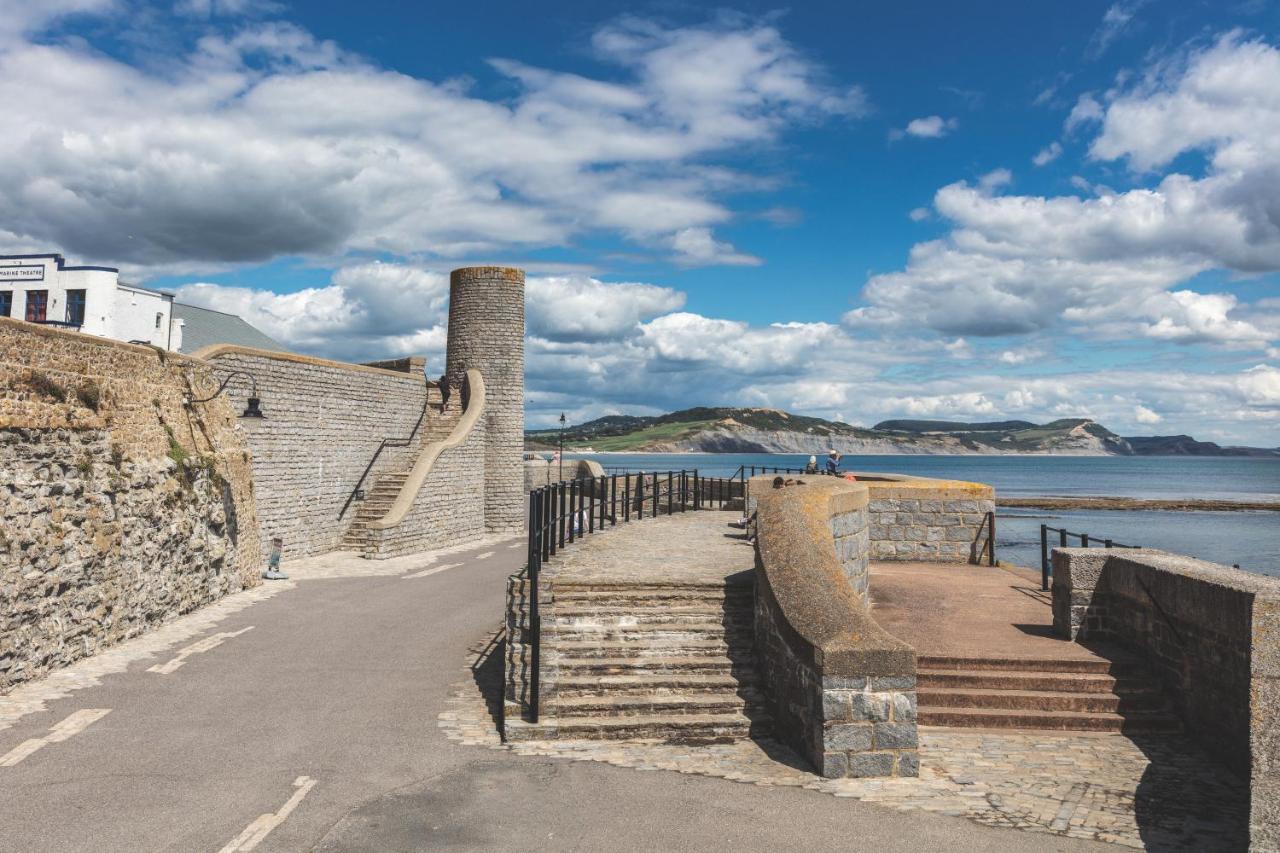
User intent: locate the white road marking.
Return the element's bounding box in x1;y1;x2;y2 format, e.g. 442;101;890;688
219;775;317;852
147;627;254;675
0;708;111;767
507;542;523;549
402;562;462;580
475;551;495;560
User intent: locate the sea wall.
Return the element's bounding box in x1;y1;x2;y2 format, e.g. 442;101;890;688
1051;548;1280;849
195;345;430;561
0;318;261;694
750;476;918;778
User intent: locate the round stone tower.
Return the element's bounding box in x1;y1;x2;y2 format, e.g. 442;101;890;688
445;266;526;534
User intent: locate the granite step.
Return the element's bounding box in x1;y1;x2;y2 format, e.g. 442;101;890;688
549;692;766;717
548;712;771;743
552;591;753;608
918;706;1181;733
554;655;754;676
917;669;1129;694
550;624;755;641
550;615;755;632
551;639;752;660
917;686;1167;714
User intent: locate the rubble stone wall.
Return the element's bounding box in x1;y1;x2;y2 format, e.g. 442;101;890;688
0;318;261;694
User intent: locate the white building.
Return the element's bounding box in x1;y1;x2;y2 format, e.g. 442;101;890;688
0;253;182;350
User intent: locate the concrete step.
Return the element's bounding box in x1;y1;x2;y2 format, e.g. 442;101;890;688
554;673;759;696
549;692;765;717
917;686;1168;714
918;706;1181;733
555;655;753;676
548;712;771;743
551;639;753;660
917;655;1143;676
917;669;1137;694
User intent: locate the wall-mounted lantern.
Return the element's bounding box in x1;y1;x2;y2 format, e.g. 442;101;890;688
185;370;266;419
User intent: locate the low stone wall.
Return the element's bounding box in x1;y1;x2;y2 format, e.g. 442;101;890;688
0;318;262;694
750;476;918;778
859;473;994;563
195;345;430;561
523;457;606;493
1052;548;1280;849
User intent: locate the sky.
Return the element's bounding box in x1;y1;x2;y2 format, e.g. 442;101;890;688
2;0;1279;444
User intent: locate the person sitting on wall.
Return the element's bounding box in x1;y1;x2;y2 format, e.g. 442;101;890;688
437;374;450;411
803;455;819;474
825;450;842;476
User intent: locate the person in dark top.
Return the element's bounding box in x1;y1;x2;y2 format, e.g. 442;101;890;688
438;374;450;411
803;455;819;474
825;450;841;476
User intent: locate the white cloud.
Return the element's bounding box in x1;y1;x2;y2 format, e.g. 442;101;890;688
0;12;862;272
1086;1;1147;60
976;168;1013;194
908;207;931;222
1134;405;1162;424
892;115;958;140
1032;142;1063;166
1065;93;1104;132
526;276;685;341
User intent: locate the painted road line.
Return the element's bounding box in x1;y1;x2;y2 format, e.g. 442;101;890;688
219;776;317;853
475;551;495;560
507;542;523;549
0;708;111;767
147;627;254;675
402;562;462;580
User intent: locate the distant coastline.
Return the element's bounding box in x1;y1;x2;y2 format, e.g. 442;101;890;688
998;496;1280;512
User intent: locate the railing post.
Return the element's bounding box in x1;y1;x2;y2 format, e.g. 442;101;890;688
558;481;566;549
625;473;632;522
610;474;617;525
568;480;576;544
694;471;700;510
1081;533;1090;548
987;511;996;566
667;471;673;516
652;474;658;518
1040;524;1049;592
528;490;540;724
1059;529;1068;550
588;477;596;533
541;488;551;562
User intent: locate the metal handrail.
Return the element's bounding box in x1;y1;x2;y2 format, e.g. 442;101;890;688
1040;524;1140;591
523;469;740;722
338;395;432;520
969;511;997;567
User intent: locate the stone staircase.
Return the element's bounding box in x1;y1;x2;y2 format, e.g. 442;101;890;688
916;654;1182;733
339;389;458;553
539;581;772;743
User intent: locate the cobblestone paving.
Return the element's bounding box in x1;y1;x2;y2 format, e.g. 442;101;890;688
440;633;1249;851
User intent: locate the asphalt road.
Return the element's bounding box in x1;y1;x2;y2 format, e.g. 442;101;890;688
0;540;1114;852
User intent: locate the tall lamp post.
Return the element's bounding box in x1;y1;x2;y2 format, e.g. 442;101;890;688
558;412;566;479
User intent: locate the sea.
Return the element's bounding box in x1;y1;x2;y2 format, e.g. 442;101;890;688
563;452;1280;577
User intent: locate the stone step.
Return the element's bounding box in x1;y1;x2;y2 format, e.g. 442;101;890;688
555;655;753;676
552;589;753;608
551;639;753;660
917;669;1139;694
549;692;765;717
554;673;759;696
918;706;1181;733
549;615;754;631
552;603;752;619
917;686;1168;714
549;626;756;644
917;655;1143;676
548;712;771;743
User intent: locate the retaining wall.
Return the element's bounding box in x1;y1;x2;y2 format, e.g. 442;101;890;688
1051;548;1280;849
0;318;261;693
196;345;431;561
750;475;918;778
859;473;994;562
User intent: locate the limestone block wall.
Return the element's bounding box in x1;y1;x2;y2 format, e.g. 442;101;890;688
523;457;607;493
1051;548;1280;849
751;477;918;778
446;267;525;535
196;346;430;561
0;318;261;694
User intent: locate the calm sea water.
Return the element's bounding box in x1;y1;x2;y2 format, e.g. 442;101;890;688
565;452;1280;576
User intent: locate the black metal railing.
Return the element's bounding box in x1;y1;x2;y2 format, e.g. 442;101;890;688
523;469;739;722
970;511;996;567
337;395;433;520
1040;524;1140;592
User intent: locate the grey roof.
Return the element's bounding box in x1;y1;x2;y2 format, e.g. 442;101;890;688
173;303;288;355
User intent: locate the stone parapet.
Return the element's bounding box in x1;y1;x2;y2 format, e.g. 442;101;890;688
750;476;918;778
1052;547;1280;849
856;472;995;563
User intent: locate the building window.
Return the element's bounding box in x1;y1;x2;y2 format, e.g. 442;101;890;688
155;312;162;329
0;291;11;318
25;290;47;323
66;289;86;326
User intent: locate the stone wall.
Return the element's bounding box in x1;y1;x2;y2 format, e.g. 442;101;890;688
1051;548;1280;849
523;456;606;493
0;318;261;694
859;473;995;562
196;345;431;561
750;476;918;778
446;267;525;535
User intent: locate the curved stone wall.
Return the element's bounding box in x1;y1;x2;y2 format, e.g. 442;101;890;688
750;475;918;778
445;267;525;535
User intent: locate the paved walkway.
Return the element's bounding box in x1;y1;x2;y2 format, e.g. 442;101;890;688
0;532;1129;853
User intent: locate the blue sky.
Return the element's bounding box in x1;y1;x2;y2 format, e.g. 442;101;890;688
3;0;1279;442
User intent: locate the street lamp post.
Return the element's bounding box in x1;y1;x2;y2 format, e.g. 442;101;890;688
555;409;565;479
